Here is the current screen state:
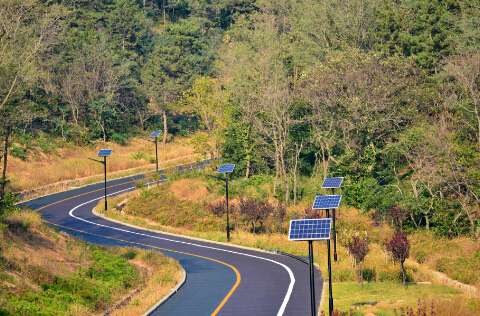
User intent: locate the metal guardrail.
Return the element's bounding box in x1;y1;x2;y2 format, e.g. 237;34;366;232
262;249;310;265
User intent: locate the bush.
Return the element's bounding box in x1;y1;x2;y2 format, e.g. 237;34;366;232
9;146;27;160
131;150;146;160
110;132;130;145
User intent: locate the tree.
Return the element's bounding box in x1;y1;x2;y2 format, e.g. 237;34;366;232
372;0;459;73
388;204;408;233
220;9;295;197
388;232;410;288
0;0;64;112
348;235;369;288
108;0;147;53
141;18;204;145
443;51;480;146
0;0;64;210
208;200;227;231
238;196;261;234
141;45;188;144
182;77;229;158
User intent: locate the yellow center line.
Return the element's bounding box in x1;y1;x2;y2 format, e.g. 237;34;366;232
33;182;241;316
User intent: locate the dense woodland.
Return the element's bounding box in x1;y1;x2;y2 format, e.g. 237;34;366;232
2;0;480;238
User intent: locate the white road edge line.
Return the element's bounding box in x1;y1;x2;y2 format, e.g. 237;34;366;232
68;186;295;316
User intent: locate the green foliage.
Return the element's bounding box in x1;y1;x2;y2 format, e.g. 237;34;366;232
372;0;460;72
9;146;27;160
0;191;18;216
0;231;144;315
435;256;480;285
110;132;130;145
131;150;146;160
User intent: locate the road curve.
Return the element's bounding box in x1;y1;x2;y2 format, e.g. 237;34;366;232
19;161;324;316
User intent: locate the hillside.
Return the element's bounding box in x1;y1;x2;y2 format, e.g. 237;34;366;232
95;172;480;315
0;208;182;316
9;135;197;200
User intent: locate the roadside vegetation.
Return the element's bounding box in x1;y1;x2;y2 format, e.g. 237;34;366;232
8;134;196;195
96;169;480;315
2;0;480;314
0;207;182;316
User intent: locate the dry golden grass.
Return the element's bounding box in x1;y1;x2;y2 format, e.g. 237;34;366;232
0;210;95;292
8;136;197;193
410;232;480;288
109;254;182;316
167;178;216;203
0;209;183;316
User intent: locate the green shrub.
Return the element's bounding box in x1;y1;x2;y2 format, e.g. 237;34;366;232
9;146;27;160
110;133;130;145
363;268;376;282
131;150;146;160
134;179;146;189
413;249;428;264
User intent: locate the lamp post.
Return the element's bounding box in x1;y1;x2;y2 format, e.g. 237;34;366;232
207;164;235;241
88;149;112;211
288;216;333;316
311;194;342;316
144;131;162;173
321;177;344;262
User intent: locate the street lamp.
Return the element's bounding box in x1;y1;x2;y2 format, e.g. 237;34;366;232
321;177;344;262
207;164;235;241
312;194;342;316
144;130;162;173
288;216;332;316
88;149;112;211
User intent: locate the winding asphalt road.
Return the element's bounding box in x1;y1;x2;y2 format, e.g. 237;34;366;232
19;160;324;315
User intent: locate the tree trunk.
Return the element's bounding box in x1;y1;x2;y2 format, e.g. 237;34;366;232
245;126;251;178
359;261;363;288
273;149;279;195
1;126;12;201
281;152;289;206
163;94;167;145
163;0;166;25
400;260;406;288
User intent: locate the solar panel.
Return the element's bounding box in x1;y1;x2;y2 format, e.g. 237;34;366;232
217;164;235;173
98;149;113;157
150;130;162;137
288;218;332;241
321;177;344;189
312;195;342;210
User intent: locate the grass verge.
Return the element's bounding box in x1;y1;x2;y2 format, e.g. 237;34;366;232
320;282;479;316
0;208;182;316
8;135;197;194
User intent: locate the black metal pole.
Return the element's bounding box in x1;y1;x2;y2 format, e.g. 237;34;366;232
308;240;316;316
332;188;337;262
226;173;230;242
155;136;158;173
326;209;333;316
104;156;107;211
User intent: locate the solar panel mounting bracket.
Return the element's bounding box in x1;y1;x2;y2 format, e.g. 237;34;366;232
88;157;105;165
206;174;226;182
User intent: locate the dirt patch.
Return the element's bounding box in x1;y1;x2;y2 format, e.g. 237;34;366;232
362;307;378;313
